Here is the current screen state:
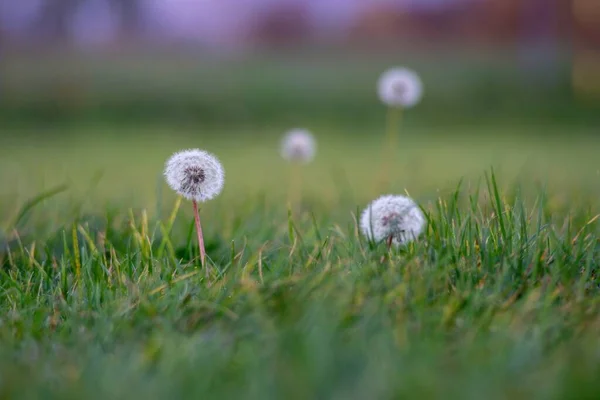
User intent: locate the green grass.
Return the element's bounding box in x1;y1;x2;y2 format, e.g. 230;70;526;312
0;124;599;399
2;47;598;128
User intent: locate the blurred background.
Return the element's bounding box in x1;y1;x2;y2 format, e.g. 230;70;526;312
1;0;598;129
0;0;599;213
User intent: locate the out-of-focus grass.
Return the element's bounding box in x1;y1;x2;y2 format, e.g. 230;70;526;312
1;125;598;209
1;47;597;127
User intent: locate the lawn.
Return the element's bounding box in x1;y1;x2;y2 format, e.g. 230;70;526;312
0;48;599;399
0;123;599;399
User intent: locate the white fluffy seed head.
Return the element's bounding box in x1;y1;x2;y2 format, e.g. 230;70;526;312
164;149;224;202
360;195;425;246
280;129;316;164
377;67;423;108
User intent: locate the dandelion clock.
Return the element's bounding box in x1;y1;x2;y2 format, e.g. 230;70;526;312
360;195;425;248
377;68;423;109
164;149;224;275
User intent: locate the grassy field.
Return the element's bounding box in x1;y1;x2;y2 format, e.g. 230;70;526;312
0;47;599;399
2;47;598;127
0;122;599;399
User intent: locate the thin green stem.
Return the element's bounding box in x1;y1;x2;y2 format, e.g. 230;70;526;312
377;106;403;192
288;163;302;215
157;195;182;259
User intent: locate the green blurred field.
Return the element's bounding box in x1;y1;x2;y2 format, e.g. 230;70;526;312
1;124;599;210
2;47;598;127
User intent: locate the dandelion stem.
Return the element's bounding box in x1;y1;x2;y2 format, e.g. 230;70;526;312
378;106;403;191
192;200;208;278
379;235;394;264
288;163;302;214
386;105;402;152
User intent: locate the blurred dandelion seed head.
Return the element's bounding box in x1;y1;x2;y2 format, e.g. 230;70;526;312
360;194;425;246
164;149;224;202
377;68;423;108
281;129;316;164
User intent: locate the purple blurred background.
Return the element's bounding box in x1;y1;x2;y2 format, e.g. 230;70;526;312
0;0;578;49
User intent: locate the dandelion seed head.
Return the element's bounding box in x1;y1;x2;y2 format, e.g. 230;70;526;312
377;68;423;108
360;194;425;246
164;149;224;202
281;129;316;163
